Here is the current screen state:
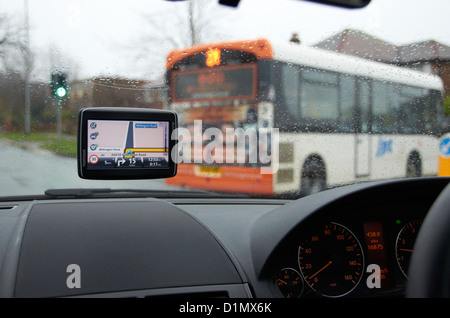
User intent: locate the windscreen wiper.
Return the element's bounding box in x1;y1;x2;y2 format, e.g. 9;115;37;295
43;188;247;199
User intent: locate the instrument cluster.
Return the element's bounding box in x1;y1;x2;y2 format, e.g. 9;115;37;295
271;204;426;298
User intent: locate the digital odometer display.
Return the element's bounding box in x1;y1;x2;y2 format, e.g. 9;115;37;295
86;119;170;170
298;223;364;297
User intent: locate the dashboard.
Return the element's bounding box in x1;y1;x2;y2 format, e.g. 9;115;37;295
0;177;448;298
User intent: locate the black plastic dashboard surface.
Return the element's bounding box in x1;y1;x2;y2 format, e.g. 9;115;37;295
14;200;243;297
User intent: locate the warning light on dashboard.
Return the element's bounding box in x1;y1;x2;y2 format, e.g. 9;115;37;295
206;48;221;67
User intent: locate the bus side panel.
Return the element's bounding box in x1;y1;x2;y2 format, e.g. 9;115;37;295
369;134;403;180
419;135;440;176
273;133;356;194
166;164;274;195
369;134;439;179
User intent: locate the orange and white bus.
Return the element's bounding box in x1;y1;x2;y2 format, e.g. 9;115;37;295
165;39;445;196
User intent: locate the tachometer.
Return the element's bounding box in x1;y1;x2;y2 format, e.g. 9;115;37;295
275;268;304;298
396;219;422;278
298;223;364;297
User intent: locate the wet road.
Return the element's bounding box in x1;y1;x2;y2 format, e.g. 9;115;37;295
0;140;179;197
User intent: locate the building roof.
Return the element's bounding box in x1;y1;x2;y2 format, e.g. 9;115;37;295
315;29;398;63
315;29;450;64
398;40;450;63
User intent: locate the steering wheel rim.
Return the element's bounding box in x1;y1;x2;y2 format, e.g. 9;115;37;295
406;182;450;298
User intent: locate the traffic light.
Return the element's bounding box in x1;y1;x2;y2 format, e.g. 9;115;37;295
51;71;68;98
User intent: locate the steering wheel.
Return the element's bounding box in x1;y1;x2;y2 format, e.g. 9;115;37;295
406;182;450;298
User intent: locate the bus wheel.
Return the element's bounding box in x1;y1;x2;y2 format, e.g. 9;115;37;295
406;153;422;178
300;156;326;196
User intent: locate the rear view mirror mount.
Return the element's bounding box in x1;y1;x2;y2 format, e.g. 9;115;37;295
78;107;178;180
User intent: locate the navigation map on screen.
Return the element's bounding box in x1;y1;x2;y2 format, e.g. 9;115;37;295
87;119;170;170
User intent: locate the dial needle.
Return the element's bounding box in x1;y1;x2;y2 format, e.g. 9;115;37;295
309;261;332;279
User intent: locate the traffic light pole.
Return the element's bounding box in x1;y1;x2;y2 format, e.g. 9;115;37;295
50;96;63;143
24;73;31;135
56;98;62;142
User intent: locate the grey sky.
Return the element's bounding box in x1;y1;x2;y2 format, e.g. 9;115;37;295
3;0;450;81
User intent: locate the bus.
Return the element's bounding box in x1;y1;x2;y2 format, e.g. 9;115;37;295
165;38;445;197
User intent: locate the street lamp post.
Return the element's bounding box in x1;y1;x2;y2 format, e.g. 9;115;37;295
24;0;31;136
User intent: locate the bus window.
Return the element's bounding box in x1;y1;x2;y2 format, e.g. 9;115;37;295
422;91;443;135
300;69;339;121
399;86;427;134
372;80;397;134
358;80;371;133
339;75;356;133
281;64;300;118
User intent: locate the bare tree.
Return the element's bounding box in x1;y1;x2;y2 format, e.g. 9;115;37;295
142;0;221;49
120;0;230;80
0;13;28;74
0;10;31;132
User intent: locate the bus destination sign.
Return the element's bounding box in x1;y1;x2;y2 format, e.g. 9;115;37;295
171;64;256;102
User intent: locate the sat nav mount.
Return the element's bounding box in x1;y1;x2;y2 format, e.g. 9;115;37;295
78;107;177;179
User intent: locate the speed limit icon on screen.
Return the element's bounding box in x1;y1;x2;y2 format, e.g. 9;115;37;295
89;155;99;164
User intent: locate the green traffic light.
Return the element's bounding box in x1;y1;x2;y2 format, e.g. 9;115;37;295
56;86;67;98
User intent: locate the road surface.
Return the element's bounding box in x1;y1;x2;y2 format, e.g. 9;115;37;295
0;140;179;197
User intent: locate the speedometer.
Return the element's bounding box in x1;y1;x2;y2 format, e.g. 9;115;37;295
298;223;364;297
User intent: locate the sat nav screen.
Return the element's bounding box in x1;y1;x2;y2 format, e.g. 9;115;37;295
86;119;170;170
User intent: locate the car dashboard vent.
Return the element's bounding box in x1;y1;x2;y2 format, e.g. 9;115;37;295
67;284;251;298
0;205;17;211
